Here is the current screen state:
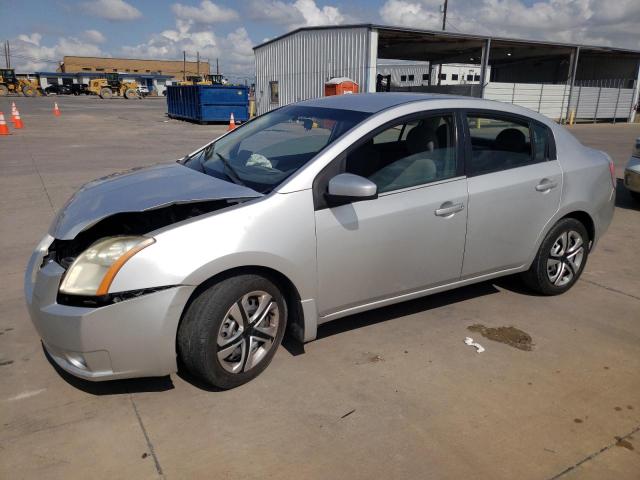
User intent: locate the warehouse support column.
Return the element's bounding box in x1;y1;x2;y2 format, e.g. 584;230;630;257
366;28;378;93
629;59;640;123
565;46;580;123
479;39;491;98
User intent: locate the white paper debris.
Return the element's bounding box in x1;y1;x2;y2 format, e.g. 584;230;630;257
464;337;485;353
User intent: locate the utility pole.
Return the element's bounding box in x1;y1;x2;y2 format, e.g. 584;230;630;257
5;40;10;68
183;50;186;80
442;0;448;31
196;51;200;76
216;58;219;75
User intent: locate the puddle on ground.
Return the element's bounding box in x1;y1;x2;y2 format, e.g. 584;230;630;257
574;418;583;424
467;324;533;351
615;437;634;451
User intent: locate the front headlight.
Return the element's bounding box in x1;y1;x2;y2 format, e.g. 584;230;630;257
633;137;640;158
59;236;155;296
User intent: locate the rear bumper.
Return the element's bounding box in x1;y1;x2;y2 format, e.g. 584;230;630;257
25;242;195;381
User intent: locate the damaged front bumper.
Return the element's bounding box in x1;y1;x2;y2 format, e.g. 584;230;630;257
25;236;195;381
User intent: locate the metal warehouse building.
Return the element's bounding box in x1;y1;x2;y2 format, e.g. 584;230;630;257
253;24;640;122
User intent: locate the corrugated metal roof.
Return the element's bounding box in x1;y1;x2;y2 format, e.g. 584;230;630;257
253;23;640;55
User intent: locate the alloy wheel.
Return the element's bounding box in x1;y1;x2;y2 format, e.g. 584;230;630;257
216;291;279;374
546;230;585;287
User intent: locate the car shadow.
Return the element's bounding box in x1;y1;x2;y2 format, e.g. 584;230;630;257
615;179;640;211
44;345;175;396
315;280;500;341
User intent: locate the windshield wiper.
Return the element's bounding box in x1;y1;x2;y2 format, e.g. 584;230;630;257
215;152;245;186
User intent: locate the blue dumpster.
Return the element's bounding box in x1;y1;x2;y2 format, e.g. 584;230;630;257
166;85;249;123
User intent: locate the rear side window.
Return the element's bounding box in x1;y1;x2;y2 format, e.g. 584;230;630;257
466;115;533;175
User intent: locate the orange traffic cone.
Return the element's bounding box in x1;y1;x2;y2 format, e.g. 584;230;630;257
227;112;236;131
13;109;24;129
11;102;17;123
53;102;61;117
0;112;10;135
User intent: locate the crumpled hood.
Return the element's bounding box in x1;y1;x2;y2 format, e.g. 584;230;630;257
50;163;262;239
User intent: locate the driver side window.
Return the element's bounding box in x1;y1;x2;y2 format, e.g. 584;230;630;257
345;113;457;193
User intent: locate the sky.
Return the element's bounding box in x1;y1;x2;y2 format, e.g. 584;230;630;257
1;0;639;81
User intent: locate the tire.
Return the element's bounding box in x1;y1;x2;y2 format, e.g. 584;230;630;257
178;274;287;389
99;88;112;99
124;88;138;99
22;85;36;97
0;84;8;96
630;190;640;202
521;218;589;295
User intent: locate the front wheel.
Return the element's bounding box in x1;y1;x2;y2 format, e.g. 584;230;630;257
178;274;287;389
22;85;36;96
522;218;589;295
124;88;138;99
99;88;112;99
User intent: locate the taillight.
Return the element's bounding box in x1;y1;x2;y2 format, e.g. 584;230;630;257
608;158;616;189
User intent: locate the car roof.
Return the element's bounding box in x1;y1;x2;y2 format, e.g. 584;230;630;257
295;92;555;125
296;92;464;113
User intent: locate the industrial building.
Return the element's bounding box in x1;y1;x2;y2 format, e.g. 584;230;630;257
58;56;211;80
376;61;486;88
253;24;640;122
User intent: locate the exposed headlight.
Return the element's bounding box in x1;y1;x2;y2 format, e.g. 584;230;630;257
59;236;155;296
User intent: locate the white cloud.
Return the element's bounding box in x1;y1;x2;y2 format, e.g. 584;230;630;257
378;0;640;49
249;0;344;29
379;0;440;29
80;0;142;21
172;1;239;23
11;33;106;72
83;29;107;44
120;20;254;80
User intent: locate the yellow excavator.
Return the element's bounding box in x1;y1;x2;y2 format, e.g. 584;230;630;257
88;73;139;99
0;69;39;96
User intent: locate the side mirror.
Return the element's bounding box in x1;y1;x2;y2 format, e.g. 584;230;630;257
326;173;378;206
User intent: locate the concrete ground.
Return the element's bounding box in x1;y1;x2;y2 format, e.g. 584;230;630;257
1;96;639;480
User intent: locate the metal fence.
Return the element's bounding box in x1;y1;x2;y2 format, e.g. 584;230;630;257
483;83;570;121
568;85;636;122
483;82;637;122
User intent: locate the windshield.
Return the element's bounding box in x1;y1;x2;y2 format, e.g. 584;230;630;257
183;105;370;193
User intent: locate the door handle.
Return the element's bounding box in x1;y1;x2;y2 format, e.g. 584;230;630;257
535;179;558;192
435;202;465;217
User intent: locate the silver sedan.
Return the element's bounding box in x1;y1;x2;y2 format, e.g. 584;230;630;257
25;94;616;389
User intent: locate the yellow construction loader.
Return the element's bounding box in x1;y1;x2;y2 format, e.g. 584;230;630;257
177;74;224;86
0;69;39;96
88;73;139;99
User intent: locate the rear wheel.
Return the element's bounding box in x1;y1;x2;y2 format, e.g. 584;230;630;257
22;85;36;97
124;88;138;99
522;218;589;295
630;190;640;202
0;84;8;96
99;88;112;99
178;274;287;389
